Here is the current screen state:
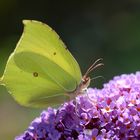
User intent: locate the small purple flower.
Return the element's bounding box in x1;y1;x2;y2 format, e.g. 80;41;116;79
15;72;140;140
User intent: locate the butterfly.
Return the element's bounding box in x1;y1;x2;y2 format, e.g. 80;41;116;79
0;20;102;108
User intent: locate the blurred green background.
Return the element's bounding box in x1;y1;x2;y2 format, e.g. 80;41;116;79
1;0;140;139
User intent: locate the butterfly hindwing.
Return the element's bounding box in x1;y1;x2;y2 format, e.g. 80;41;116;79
1;20;82;107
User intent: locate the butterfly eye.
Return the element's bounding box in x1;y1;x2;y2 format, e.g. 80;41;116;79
86;77;90;82
83;77;90;84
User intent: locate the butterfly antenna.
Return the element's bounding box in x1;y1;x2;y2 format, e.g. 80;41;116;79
84;58;104;76
87;63;104;74
90;75;105;81
86;88;97;104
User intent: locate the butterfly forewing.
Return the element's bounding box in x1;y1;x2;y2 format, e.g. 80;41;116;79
1;20;82;107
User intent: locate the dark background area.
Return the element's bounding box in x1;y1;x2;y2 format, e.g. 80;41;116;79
0;0;140;139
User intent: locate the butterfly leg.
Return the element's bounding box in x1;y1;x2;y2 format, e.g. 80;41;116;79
85;88;96;104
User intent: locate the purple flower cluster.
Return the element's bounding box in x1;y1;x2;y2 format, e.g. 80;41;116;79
16;72;140;140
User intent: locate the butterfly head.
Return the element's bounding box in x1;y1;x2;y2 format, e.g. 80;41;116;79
81;58;103;90
81;75;91;90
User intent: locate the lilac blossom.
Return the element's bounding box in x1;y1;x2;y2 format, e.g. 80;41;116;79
15;72;140;140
